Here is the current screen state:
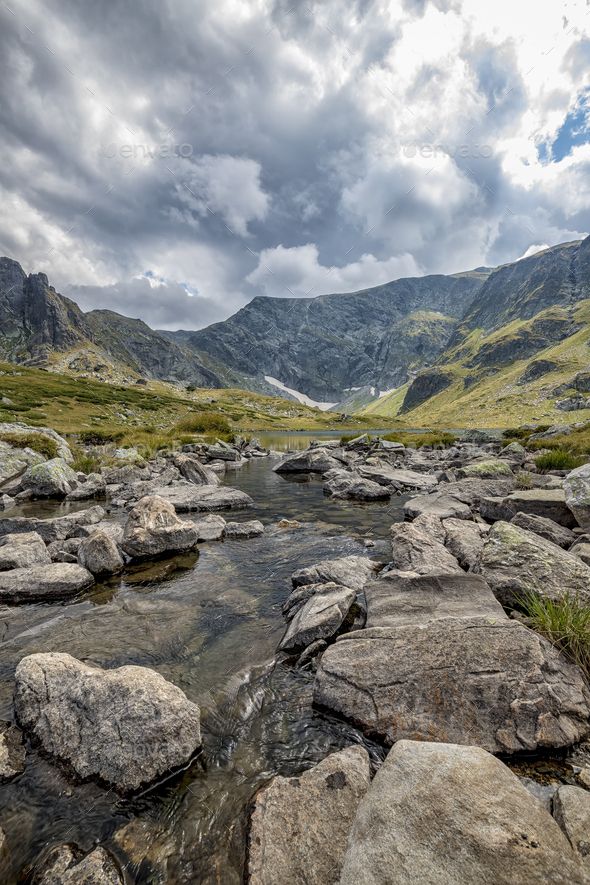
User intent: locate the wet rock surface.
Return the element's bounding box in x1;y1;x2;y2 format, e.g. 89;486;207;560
0;563;94;603
122;495;199;559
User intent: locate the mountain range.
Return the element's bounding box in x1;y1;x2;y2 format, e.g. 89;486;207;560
1;234;589;426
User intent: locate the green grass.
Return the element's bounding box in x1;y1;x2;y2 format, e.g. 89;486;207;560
520;591;590;681
382;431;457;448
173;412;232;435
0;431;59;459
535;449;586;472
78;429;125;445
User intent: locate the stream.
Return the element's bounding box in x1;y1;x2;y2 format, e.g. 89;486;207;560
0;438;406;883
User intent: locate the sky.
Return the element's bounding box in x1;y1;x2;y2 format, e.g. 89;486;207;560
0;0;589;330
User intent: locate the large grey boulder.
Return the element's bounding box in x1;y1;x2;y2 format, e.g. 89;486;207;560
554;785;590;869
442;518;488;570
390;521;462;575
323;470;390;501
0;531;50;570
510;511;576;548
314;609;589;752
77;531;124;577
292;555;379;592
279;584;356;652
248;746;370;885
122;495;198;560
475;520;590;606
21;458;78;499
404;493;471;521
150;482;252;512
173;453;219;486
32;843;123;884
339;740;588;885
564;463;590;530
14;652;201;792
0;505;105;544
480;488;576;528
274;448;342;475
0;563;94;603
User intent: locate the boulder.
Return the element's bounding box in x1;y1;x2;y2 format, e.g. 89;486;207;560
0;531;50;570
282;582;341;621
122;495;199;560
480;488;576;528
0;505;105;544
206;443;241;462
457;458;514;479
279;584;356;652
0;563;94;603
20;458;78;499
66;472;106;501
0;421;72;462
223;519;264;539
390;521;462;575
564;463;590;530
475;520;590;607
323;471;391;501
77;531;124;577
32;844;123;884
292;556;379;592
173;453;219;486
0;722;25;782
14;652;201;792
274;448;342;475
149;482;252;512
193;514;226;541
442;518;488;570
554;785;590;868
47;538;82;563
404;493;471;521
248;746;370;885
339;740;588;885
0;440;44;485
357;465;438;492
510;511;576;549
499;441;527;464
314;604;589;752
572;542;590;567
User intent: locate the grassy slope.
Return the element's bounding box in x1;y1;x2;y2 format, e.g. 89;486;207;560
0;361;392;442
360;300;590;428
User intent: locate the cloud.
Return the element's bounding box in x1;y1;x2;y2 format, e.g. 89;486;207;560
0;0;589;329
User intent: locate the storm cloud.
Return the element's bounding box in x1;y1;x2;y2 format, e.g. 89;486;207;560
0;0;589;328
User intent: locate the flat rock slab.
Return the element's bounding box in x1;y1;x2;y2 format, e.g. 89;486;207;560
358;465;438;491
279;584;356;652
0;563;94;603
248;746;370;885
365;573;505;628
404;493;472;521
339;740;588;885
510;511;576;549
152;482;253;512
474;520;590;607
14;652;201;792
314;618;590;753
0;531;50;570
224;519;264;539
0;506;105;544
480;488;576;528
292;555;379;592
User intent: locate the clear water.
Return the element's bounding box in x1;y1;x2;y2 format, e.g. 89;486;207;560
0;456;402;883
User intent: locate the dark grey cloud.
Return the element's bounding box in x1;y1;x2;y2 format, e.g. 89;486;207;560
0;0;588;329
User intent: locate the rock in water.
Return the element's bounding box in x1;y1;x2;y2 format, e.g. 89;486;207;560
0;563;94;603
324;470;391;501
193;513;226;540
292;556;379;592
14;652;201;791
21;458;78;499
279;584;356;652
564;463;590;530
173;453;219;486
122;495;199;559
223;519;264;539
32;844;123;884
475;520;590;606
339;740;587;885
149;482;252;512
0;722;25;782
0;531;50;570
77;531;124;577
274;448;342;475
248;746;370;885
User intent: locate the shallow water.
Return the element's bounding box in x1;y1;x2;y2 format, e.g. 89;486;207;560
0;456;401;883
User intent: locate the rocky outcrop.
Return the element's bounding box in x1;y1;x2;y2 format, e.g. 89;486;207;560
122;495;199;559
564;463;590;530
193;514;226;540
390;521;463;575
475;520;590;606
480;488;577;528
510;511;576;548
291;556;379;592
0;531;50;570
400;368;454;412
0;563;94;603
247;746;370;885
339;740;588;885
173;453;219;485
279;584;356;652
148;483;253;512
0;421;72;462
274;449;342;475
20;458;78;499
0;505;105;544
14;652;201;791
357;465;438;492
323;470;391;501
404;492;471;521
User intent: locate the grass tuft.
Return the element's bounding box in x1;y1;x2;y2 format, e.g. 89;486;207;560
535;449;586;472
0;431;59;459
172;412;231;435
520;591;590;682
